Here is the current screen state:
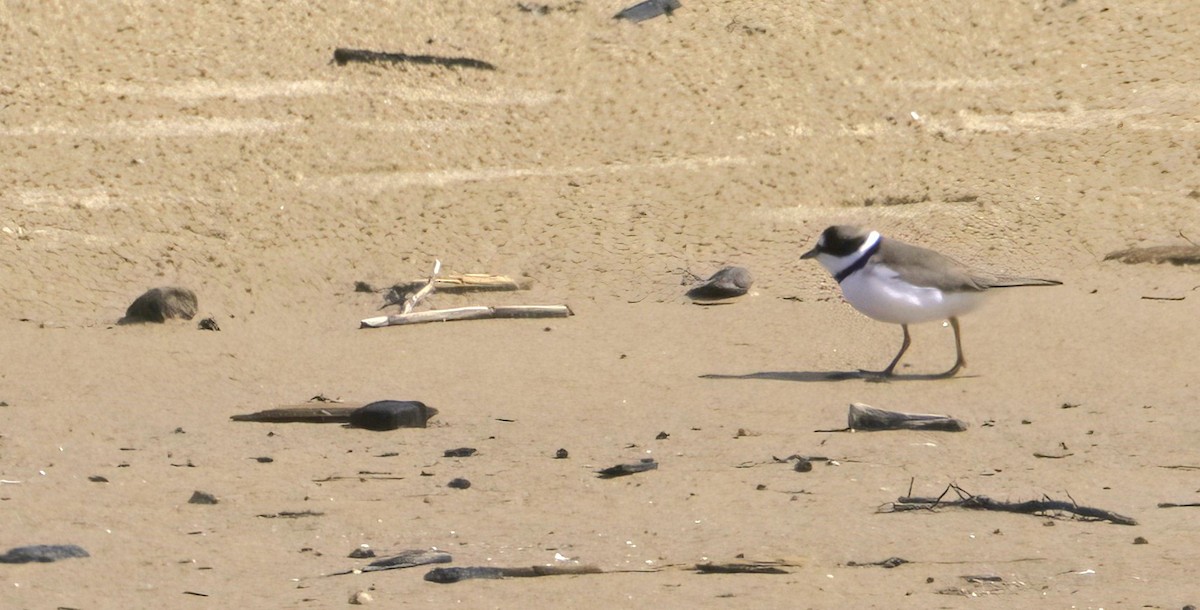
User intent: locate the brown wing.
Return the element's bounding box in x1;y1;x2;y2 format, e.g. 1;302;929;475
876;238;989;292
878;238;1061;290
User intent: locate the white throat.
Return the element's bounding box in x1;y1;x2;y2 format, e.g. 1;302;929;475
817;230;881;279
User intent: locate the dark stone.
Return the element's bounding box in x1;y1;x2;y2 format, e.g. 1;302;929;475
443;447;477;458
614;0;681;22
348;547;376;559
188;490;218;505
120;287;198;323
447;478;471;489
0;544;89;563
197;317;220;331
349;401;438;431
687;266;753;300
554;448;569;459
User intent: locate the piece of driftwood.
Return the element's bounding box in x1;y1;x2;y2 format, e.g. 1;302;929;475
425;564;605;584
231;405;358;424
360;305;572;328
614;0;681;22
846;403;967;432
388;274;524;301
402;259;441;314
596;458;658;478
695;561;789;575
1104;245;1200;265
333;48;496;71
884;484;1136;525
230;400;437;430
846;557;909;568
327;549;452;577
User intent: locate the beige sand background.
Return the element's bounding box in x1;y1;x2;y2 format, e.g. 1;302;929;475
2;1;1199;607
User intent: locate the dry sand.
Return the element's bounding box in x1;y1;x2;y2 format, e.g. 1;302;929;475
2;1;1199;607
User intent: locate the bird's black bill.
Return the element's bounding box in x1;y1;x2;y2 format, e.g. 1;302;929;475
800;247;819;260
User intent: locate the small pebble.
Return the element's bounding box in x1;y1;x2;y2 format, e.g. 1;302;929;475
443;447;477;458
348;545;375;559
188;491;218;505
88;475;108;483
793;458;813;473
554;448;569;459
447;478;471;490
349;590;373;604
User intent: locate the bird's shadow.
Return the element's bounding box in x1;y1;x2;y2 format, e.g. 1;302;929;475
700;370;979;383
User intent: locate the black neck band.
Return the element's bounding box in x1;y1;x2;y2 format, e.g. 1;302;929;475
834;239;880;283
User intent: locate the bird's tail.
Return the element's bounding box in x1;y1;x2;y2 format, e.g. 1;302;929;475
985;276;1062;288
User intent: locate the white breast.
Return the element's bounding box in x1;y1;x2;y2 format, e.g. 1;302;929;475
839;263;984;324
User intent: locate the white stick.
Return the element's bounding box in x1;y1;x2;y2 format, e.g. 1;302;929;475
402;259;442;314
361;305;572;328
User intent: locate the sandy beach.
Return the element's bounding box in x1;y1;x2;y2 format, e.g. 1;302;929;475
2;1;1199;607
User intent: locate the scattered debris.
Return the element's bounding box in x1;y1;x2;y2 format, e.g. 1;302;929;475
596;458;658;478
614;0;681;22
884;484;1137;525
0;544;90;564
686;266;753;300
333;48;496;71
120;286;197;324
